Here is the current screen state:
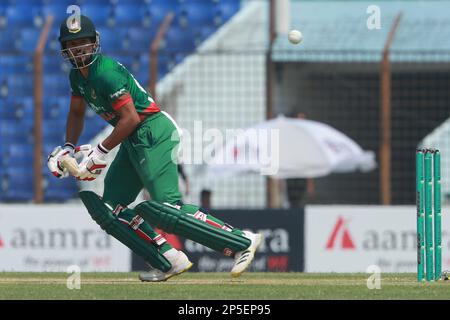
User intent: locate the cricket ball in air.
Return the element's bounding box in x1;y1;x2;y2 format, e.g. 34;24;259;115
288;29;303;44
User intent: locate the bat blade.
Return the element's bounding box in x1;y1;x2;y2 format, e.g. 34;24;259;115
61;156;80;176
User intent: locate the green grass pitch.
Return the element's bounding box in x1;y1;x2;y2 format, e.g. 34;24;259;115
0;272;449;300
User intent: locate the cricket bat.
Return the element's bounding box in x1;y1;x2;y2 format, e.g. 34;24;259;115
60;156;80;176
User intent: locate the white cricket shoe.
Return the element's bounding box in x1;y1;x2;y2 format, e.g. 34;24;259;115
230;230;263;278
139;249;193;282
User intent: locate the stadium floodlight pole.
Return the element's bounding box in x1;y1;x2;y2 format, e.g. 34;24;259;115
379;12;402;205
33;15;54;203
266;0;290;208
148;12;174;100
266;0;277;208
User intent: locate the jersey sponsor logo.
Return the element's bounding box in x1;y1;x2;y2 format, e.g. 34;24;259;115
110;88;126;99
78;86;85;95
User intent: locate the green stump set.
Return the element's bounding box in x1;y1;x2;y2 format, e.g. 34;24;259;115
416;148;442;282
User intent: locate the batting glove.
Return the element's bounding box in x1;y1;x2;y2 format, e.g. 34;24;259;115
76;143;109;181
47;143;75;178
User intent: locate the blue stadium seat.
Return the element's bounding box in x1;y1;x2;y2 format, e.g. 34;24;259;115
0;120;19;137
5;96;34;120
138;53;149;68
5;76;34;97
173;52;188;66
115;0;151;4
0;135;32;147
83;113;107;133
0;30;16;53
0;119;34;150
1;169;34;201
43;54;65;73
79;4;114;27
17;28;41;53
163;25;195;53
85;111;103;124
158;59;169;79
45;27;62;53
44;97;69;119
41;4;71;23
44;136;66;149
42;169;78;200
75;0;112;4
196;25;216;43
107;53;135;71
0;77;7;98
6;143;33;166
44;74;70;96
123;27;155;52
42;0;82;6
128;55;142;75
0;6;6;30
8;0;44;5
97;27;127;52
43;119;66;141
165;53;177;71
17;116;34;133
81;112;105;130
178;2;215;28
147;0;179;27
0;141;5;166
6;5;42;28
0;55;33;73
79;129;99;143
139;53;168;79
0;103;17;120
214;0;240;26
44;176;78;201
43;106;60;120
42;143;55;158
114;4;150;27
134;70;149;87
84;107;97;119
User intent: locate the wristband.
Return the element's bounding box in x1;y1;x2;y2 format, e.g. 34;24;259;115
92;143;110;159
63;142;75;150
63;142;75;155
97;143;110;154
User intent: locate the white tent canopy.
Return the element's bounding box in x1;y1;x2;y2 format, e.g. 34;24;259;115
205;115;377;178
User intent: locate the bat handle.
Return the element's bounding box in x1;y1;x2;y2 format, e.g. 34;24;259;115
61;156;80;177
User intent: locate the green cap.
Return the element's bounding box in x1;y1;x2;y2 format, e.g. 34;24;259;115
59;15;97;46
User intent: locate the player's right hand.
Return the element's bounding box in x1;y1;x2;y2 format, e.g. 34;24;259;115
47;143;75;178
73;144;98;181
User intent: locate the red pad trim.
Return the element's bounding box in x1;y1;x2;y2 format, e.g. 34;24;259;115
88;163;107;171
141;102;161;114
206;219;222;229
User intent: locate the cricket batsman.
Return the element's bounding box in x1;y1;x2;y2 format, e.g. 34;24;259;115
46;15;262;281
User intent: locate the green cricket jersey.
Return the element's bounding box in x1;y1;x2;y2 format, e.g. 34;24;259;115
69;54;160;126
